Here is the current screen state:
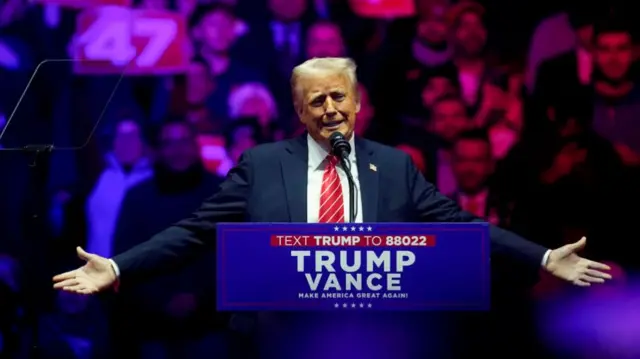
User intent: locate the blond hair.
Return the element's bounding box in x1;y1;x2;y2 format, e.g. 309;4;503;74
290;57;358;110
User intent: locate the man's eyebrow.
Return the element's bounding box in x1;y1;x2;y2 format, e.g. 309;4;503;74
309;93;326;101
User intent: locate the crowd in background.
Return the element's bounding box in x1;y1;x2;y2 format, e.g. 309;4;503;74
1;0;640;357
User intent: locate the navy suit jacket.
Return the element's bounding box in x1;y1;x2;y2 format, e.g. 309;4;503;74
113;135;547;282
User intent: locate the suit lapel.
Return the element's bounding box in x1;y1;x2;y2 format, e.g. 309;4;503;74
282;135;308;222
355;138;378;222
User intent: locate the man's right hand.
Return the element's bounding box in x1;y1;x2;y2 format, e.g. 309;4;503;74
53;247;117;295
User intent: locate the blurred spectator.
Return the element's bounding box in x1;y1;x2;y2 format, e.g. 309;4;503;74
420;64;459;110
429;95;471;146
227;82;284;140
400;94;471;191
429;95;471;194
411;0;451;69
233;0;309;129
0;0;32;71
590;19;640;167
185;59;218;133
506;106;623;251
533;7;596;118
266;0;308;73
450;2;490;105
0;254;19;293
216;117;264;177
526;10;576;91
449;129;498;223
487;117;520;161
447;1;513;135
85;118;152;259
403;61;459;120
305;20;346;58
190;3;265;120
164;59;219;133
112;118;226;359
354;83;376;137
38;291;100;359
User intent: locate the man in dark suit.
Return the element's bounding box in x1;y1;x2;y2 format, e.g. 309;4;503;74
54;57;611;296
532;8;596;118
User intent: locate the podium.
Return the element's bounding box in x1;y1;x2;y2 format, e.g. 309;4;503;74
216;223;490;311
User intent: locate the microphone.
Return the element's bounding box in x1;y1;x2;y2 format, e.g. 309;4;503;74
328;131;357;223
329;131;351;160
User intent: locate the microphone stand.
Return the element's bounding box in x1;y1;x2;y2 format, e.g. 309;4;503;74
339;156;356;223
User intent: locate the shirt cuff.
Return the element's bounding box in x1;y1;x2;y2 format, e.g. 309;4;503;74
541;249;551;267
109;259;120;277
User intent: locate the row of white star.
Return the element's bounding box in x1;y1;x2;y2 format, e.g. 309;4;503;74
334;302;373;308
333;226;373;232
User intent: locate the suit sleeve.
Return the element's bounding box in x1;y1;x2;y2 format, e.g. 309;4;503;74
406;155;548;268
111;151;253;284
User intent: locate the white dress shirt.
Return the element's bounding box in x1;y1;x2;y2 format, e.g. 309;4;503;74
306;134;363;223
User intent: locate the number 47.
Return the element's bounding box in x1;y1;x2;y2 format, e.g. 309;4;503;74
78;17;177;67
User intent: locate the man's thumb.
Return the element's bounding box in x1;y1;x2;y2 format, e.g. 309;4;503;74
76;247;93;261
568;237;587;252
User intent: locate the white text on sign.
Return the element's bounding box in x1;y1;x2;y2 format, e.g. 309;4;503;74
290;250;416;292
270;235;436;247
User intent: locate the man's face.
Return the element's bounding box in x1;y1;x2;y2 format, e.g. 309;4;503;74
268;0;306;21
594;32;633;82
421;77;456;108
306;23;345;59
453;12;487;57
199;10;236;53
452;138;493;192
159;123;200;171
430;99;469;142
186;62;214;105
113;120;144;166
417;18;448;46
297;73;360;145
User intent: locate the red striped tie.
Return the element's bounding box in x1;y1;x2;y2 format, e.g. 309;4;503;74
318;155;344;223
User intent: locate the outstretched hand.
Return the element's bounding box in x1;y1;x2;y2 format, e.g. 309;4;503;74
53;247;117;294
545;237;612;286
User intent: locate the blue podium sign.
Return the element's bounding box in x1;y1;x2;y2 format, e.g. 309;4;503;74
216;223;490;311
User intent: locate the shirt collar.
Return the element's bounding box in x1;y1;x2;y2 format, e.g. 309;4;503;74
307;133;356;170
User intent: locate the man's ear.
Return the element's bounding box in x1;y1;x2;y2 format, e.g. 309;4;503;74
294;102;303;116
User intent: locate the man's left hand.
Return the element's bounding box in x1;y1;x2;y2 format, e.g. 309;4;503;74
545;237;612;286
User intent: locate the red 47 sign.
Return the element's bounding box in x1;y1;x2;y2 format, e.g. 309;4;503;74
73;7;190;75
349;0;415;18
